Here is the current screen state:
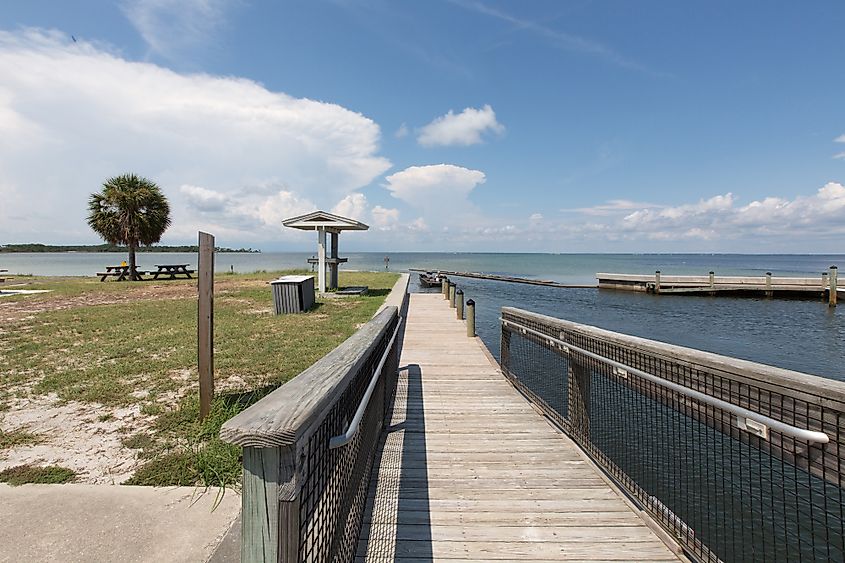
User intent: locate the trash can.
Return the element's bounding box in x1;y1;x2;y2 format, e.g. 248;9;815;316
270;275;315;314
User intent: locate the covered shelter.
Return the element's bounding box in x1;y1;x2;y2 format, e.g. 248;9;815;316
282;211;369;293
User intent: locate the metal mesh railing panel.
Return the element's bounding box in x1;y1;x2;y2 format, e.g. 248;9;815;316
296;315;399;563
500;309;845;563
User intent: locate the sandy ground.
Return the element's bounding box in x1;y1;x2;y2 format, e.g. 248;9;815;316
0;280;225;482
0;394;154;484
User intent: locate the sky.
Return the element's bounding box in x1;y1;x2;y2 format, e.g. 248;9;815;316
1;1;844;253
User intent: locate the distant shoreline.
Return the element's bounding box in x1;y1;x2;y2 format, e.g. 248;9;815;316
0;244;260;253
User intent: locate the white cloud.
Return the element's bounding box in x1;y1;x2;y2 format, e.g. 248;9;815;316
332;193;369;221
122;0;228;60
0;29;391;244
394;123;409;139
529;213;543;221
834;152;845;160
417;105;504;147
835;134;845;143
383;164;486;208
615;185;845;240
566;199;665;216
371;205;400;228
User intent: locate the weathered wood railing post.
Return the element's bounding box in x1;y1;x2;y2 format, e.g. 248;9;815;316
198;231;214;421
654;270;661;294
466;299;475;337
765;272;773;298
456;289;464;319
449;282;456;308
442;277;449;299
220;307;399;563
568;358;591;443
709;271;715;291
240;445;297;562
830;265;838;307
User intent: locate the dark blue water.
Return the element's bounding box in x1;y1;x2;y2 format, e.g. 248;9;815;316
411;273;844;381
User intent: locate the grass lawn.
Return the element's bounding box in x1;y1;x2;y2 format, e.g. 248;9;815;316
0;270;399;486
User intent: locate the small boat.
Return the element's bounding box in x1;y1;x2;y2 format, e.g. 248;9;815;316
418;271;443;288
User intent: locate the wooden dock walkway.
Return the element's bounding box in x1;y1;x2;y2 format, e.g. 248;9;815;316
357;293;680;561
597;270;839;305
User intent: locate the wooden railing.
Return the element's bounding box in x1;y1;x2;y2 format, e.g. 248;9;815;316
501;306;845;563
220;306;401;563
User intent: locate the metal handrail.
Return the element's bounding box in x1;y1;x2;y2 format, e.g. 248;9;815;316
329;317;403;449
501;318;830;445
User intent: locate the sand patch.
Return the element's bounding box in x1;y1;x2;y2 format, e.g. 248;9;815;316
0;394;156;484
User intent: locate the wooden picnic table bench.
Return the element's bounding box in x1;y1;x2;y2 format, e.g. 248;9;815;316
0;269;7;283
97;265;146;282
150;264;195;280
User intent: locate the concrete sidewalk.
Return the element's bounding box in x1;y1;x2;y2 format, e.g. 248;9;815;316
0;484;240;562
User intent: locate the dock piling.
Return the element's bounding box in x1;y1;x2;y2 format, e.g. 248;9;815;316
654;271;661;294
466;299;475;337
456;289;464;319
830;266;838;307
709;271;715;290
441;277;448;299
765;272;773;298
448;282;456;308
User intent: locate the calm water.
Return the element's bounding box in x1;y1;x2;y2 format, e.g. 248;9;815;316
3;251;843;380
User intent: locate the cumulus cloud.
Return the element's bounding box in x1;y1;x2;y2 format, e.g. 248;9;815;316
0;29;390;243
123;0;228;60
417;105;504;147
613;185;845;240
371;205;400;229
394;123;409;139
383;164;486;209
332;193;369;220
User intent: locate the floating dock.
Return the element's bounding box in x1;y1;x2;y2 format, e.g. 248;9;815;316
409;268;594;289
597;267;839;305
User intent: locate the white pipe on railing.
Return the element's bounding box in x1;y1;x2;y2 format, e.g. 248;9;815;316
501;318;830;445
329;318;403;449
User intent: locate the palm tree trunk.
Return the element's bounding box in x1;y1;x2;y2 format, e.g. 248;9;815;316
128;240;138;281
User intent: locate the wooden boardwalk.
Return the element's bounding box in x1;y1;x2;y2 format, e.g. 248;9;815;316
357;293;680;562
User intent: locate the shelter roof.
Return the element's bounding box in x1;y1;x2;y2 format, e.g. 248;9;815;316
282;210;369;232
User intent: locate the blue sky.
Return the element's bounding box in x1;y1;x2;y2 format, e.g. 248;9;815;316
1;1;844;252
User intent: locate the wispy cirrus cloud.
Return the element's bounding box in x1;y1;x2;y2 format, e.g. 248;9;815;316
417;105;504;147
834;134;845;160
563;199;666;216
450;0;652;73
122;0;230;60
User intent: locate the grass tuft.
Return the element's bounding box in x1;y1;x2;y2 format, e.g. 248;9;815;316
0;429;42;449
0;464;76;486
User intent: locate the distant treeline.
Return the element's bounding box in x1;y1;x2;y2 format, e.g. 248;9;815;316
0;243;260;253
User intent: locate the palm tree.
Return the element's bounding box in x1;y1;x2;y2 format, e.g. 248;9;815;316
87;174;171;281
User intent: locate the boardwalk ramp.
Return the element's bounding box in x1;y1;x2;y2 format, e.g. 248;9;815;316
357;293;679;561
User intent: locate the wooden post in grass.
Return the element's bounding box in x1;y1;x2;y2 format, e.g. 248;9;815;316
198;231;215;421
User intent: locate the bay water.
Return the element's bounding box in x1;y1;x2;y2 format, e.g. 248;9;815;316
2;251;843;380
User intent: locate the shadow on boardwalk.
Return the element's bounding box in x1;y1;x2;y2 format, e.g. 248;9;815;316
358;363;433;561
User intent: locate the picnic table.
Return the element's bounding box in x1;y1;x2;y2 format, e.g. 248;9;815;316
98;265;146;281
150;264;195;280
0;269;7;283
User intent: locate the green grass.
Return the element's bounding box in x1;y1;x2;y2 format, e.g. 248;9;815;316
0;428;42;449
0;270;399;487
0;464;76;485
